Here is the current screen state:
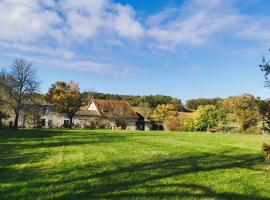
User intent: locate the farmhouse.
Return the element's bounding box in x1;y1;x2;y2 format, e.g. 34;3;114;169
37;99;138;130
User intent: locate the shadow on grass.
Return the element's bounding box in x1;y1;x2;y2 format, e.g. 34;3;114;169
1;151;267;199
0;129;129;168
0;129;268;199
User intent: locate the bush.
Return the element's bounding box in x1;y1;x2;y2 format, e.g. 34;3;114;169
84;120;96;129
262;143;270;159
164;116;182;131
244;126;261;135
194;105;226;132
84;119;111;129
182;118;195;132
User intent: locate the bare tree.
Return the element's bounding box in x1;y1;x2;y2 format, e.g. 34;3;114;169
0;58;40;129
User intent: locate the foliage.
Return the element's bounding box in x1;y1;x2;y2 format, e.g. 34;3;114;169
151;104;178;122
194;105;226;131
0;58;40;129
258;99;270;132
244;126;261;135
46;81;84;129
259;51;270;87
262;143;270;159
185;98;222;110
183;118;195;132
164;116;182;131
133;104;153;119
222;94;261;132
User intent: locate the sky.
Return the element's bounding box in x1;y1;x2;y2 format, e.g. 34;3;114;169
0;0;270;101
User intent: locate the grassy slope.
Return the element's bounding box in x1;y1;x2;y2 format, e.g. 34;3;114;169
0;129;270;200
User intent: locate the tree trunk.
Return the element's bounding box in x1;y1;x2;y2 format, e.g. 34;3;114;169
14;112;19;129
69;116;73;129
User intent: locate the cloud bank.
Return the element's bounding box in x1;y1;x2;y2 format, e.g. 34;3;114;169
0;0;270;76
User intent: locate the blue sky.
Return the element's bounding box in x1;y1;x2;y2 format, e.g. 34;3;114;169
0;0;270;101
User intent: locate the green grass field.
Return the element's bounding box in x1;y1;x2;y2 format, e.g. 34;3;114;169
1;129;270;200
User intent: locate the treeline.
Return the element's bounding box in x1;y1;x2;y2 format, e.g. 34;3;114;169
185;98;222;110
83;92;187;111
152;94;270;134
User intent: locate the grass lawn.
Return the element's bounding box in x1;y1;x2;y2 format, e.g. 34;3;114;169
1;129;270;200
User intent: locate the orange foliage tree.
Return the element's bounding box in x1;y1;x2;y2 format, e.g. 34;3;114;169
46;81;84;129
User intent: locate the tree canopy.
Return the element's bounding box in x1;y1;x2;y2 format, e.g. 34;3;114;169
46;81;84;129
185;98;222;110
222;94;261;132
194;105;226;131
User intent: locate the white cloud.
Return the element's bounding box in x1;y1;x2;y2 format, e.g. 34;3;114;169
0;0;144;76
1;0;270;77
114;4;144;39
0;41;74;59
147;0;270;48
0;0;62;42
0;0;144;43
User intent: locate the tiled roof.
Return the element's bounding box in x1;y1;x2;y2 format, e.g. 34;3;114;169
76;110;100;117
92;99;138;119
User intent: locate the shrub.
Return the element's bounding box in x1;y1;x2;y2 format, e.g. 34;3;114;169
164;116;182;131
84;119;111;129
183;118;195;132
194;105;226;131
84;120;96;129
262;143;270;159
244;126;261;135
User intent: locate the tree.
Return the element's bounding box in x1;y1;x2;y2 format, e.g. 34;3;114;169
223;94;261;132
0;58;40;129
194;105;226;131
259;49;270;132
164;115;182;131
185;98;222;110
257;99;270;132
183;118;195;132
151;104;178;122
46;81;84;129
169;98;185;111
260;50;270;87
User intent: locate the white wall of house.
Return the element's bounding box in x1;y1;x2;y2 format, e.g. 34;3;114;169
41;113;68;128
125;120;137;130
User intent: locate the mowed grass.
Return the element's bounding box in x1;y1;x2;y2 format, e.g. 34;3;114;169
1;129;270;200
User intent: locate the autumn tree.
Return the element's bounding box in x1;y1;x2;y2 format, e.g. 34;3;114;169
223;94;261;132
46;81;84;129
194;105;226;131
0;58;40;129
164;115;182;131
151;104;178;122
258;99;270;132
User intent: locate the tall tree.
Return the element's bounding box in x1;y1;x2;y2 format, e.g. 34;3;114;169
0;58;39;129
46;81;84;129
223;94;261;132
194;105;226;131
